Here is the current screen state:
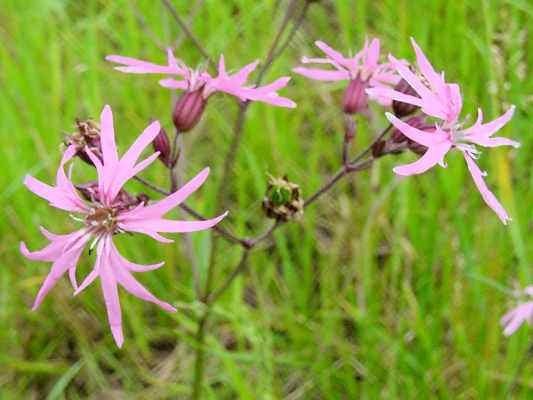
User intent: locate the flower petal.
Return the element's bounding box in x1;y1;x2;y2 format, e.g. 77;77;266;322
462;152;511;224
123;211;228;233
98;238;123;348
393;142;452;176
121;167;210;221
462;106;519;148
386;113;449;147
30;232;90;310
292;67;349;81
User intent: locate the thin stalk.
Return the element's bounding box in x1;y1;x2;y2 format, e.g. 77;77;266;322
350;123;393;164
160;0;215;69
192;3;305;397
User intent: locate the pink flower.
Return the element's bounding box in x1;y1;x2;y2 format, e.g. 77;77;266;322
21;105;227;347
501;286;533;336
367;39;520;224
292;38;400;107
106;49;295;108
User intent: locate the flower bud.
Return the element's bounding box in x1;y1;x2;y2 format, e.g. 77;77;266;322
136;193;149;205
342;76;368;115
172;88;207;132
371;140;387;158
392;79;419;117
65;119;102;165
262;175;303;221
407;140;429;155
152;126;175;168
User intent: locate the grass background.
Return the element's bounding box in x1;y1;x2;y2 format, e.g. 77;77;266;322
1;0;531;398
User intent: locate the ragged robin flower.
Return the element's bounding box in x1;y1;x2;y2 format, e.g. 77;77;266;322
106;49;296;131
366;38;520;224
501;286;533;336
21;105;227;347
293;38;400;114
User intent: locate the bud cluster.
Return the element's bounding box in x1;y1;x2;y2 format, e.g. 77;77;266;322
64;119;102;165
262;175;303;221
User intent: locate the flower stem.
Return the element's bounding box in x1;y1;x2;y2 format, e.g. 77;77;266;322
160;0;216;70
350;123;393;164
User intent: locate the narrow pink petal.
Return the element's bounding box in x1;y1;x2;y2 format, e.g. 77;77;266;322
217;54;226;76
166;48;177;68
98;238;123;348
55;146;88;211
109;152;160;202
393;142;452;176
366;87;424;108
84;147;107;200
231;60;259;85
501;303;533;336
386;113;449;147
500;308;516;327
255;77;291;92
314;41;347;69
68;267;78;290
462;152;511;224
31;233;90;310
100;105;119;168
389;54;434;101
115;267;176;312
109;244;164;272
24;162;87;213
124;211;228;233
74;268;99;295
364;38;380;69
21;229;87;262
159;78;189;90
410;38;443;92
118;224;174;243
106;54;181;75
39;226;62;241
21;240;64;262
447;83;463;121
120;167;210;220
468;136;520;148
292;67;349;81
462;106;518;147
119;120;161;171
108;242;176;312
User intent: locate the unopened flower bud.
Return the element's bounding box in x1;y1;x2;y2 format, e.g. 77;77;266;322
65;119;102;165
407;140;428;155
152;126;175;168
172;88;207;132
262;175;303;221
392;79;419;117
371;140;387;158
136;193;149;205
343;76;368;115
344;116;357;143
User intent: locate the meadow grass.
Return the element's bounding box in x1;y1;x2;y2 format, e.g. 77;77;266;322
0;0;531;398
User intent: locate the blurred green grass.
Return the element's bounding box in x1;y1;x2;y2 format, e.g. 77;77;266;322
0;0;531;398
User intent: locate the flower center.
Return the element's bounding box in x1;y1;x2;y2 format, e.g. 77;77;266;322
85;206;119;234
